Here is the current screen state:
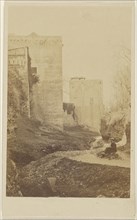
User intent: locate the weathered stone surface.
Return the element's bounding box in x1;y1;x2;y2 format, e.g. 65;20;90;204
6;158;22;197
8;33;63;129
70;78;103;132
8;47;31;117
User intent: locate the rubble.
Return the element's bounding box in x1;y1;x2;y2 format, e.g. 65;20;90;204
18;156;130;198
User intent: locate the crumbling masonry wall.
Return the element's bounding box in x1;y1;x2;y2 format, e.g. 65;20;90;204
8;47;30;117
8;33;63;129
8;47;31;135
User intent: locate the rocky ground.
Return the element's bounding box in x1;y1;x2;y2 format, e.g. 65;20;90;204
18;154;130;198
7;116;130;198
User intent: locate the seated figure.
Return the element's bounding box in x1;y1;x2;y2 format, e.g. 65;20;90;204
104;138;117;155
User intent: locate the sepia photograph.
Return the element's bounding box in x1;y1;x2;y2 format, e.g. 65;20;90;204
5;1;134;200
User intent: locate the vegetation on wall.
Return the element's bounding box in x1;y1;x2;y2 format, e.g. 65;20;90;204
8;67;28;135
28;56;39;89
28;56;39;116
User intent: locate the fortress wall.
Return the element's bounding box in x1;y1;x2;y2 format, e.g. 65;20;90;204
8;34;63;129
8;47;30;117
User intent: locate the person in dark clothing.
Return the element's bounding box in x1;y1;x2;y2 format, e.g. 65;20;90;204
111;139;117;153
104;138;117;155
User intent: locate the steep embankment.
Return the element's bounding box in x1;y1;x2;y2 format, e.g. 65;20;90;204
8;116;96;167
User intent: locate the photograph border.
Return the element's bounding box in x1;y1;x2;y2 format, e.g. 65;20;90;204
1;1;136;219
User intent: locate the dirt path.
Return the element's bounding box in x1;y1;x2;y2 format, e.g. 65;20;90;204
53;150;130;168
69;151;130;168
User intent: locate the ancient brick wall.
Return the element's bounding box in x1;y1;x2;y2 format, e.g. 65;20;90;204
70;78;103;132
8;33;63;129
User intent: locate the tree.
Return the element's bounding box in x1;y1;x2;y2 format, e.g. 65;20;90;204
100;47;131;144
113;47;131;116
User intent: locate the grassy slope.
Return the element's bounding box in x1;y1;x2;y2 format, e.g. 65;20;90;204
8;116;97;166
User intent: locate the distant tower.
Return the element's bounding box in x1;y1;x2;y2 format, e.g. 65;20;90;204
8;33;63;130
70;78;103;132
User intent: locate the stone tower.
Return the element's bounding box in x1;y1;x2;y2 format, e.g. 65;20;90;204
8;33;63;129
70;78;103;132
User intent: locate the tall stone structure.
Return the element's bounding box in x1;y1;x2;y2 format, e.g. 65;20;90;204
70;78;103;132
8;33;63;129
8;47;31;117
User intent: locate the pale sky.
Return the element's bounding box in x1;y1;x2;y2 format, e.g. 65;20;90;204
7;3;133;106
